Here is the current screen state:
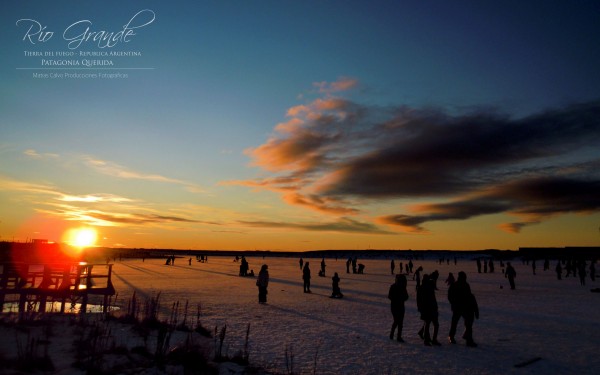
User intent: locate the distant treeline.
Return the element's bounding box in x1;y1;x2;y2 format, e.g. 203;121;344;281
519;247;599;260
1;241;597;263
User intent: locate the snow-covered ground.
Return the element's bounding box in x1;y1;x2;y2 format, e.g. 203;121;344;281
1;255;598;374
99;255;600;375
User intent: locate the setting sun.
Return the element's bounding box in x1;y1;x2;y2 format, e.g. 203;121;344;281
65;227;98;248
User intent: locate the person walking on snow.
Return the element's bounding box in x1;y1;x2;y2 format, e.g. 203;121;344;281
505;262;517;290
388;274;409;342
448;271;479;347
417;274;441;346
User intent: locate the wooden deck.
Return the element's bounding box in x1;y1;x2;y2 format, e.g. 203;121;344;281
0;262;115;316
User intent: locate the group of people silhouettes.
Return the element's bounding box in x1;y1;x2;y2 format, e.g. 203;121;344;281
389;269;479;347
251;257;480;347
236;254;599;350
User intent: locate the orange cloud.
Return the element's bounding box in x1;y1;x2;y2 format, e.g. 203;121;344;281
313;77;358;94
245;131;329;173
275;118;304;133
282;192;359;215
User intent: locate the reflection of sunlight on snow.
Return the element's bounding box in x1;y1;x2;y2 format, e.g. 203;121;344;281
107;256;600;375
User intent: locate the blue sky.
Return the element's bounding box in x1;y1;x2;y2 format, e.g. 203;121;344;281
1;1;599;250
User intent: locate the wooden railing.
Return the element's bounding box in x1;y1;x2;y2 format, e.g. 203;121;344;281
0;262;115;315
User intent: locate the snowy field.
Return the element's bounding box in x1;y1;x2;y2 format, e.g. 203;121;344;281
100;255;600;375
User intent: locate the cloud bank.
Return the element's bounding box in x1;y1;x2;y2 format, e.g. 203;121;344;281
231;78;600;233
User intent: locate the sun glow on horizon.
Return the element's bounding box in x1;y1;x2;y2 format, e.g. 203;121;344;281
64;227;98;248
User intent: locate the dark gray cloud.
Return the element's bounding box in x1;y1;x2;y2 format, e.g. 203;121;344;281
378;177;600;232
238;94;600;233
323;101;600;197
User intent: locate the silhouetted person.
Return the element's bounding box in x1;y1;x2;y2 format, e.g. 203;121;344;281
476;259;482;273
408;260;414;273
483;261;488;273
240;256;249;276
431;270;440;290
321;258;326;276
445;272;455;286
358;263;365;274
565;260;572;277
414;266;423;290
346;257;351;273
331;272;343;298
578;261;587;285
399;262;403;274
505;262;516;290
256;264;269;303
303;262;311;293
188;257;192;266
556;262;562;280
489;259;494;273
532;260;536;275
391;259;395;275
352;257;358;274
544;258;550;271
299;258;303;270
448;271;479;347
417;274;441;346
388;274;408;342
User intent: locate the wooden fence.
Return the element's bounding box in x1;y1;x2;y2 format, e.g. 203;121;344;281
0;262;115;316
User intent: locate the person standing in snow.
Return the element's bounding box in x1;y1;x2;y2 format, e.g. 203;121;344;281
388;274;409;342
578;261;587;285
448;271;479;347
414;266;423;290
331;272;343;298
505;262;516;290
391;259;396;275
556;261;562;280
303;262;312;293
256;264;269;304
417;274;441;346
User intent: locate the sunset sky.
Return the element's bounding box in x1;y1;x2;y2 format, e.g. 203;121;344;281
1;1;599;251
